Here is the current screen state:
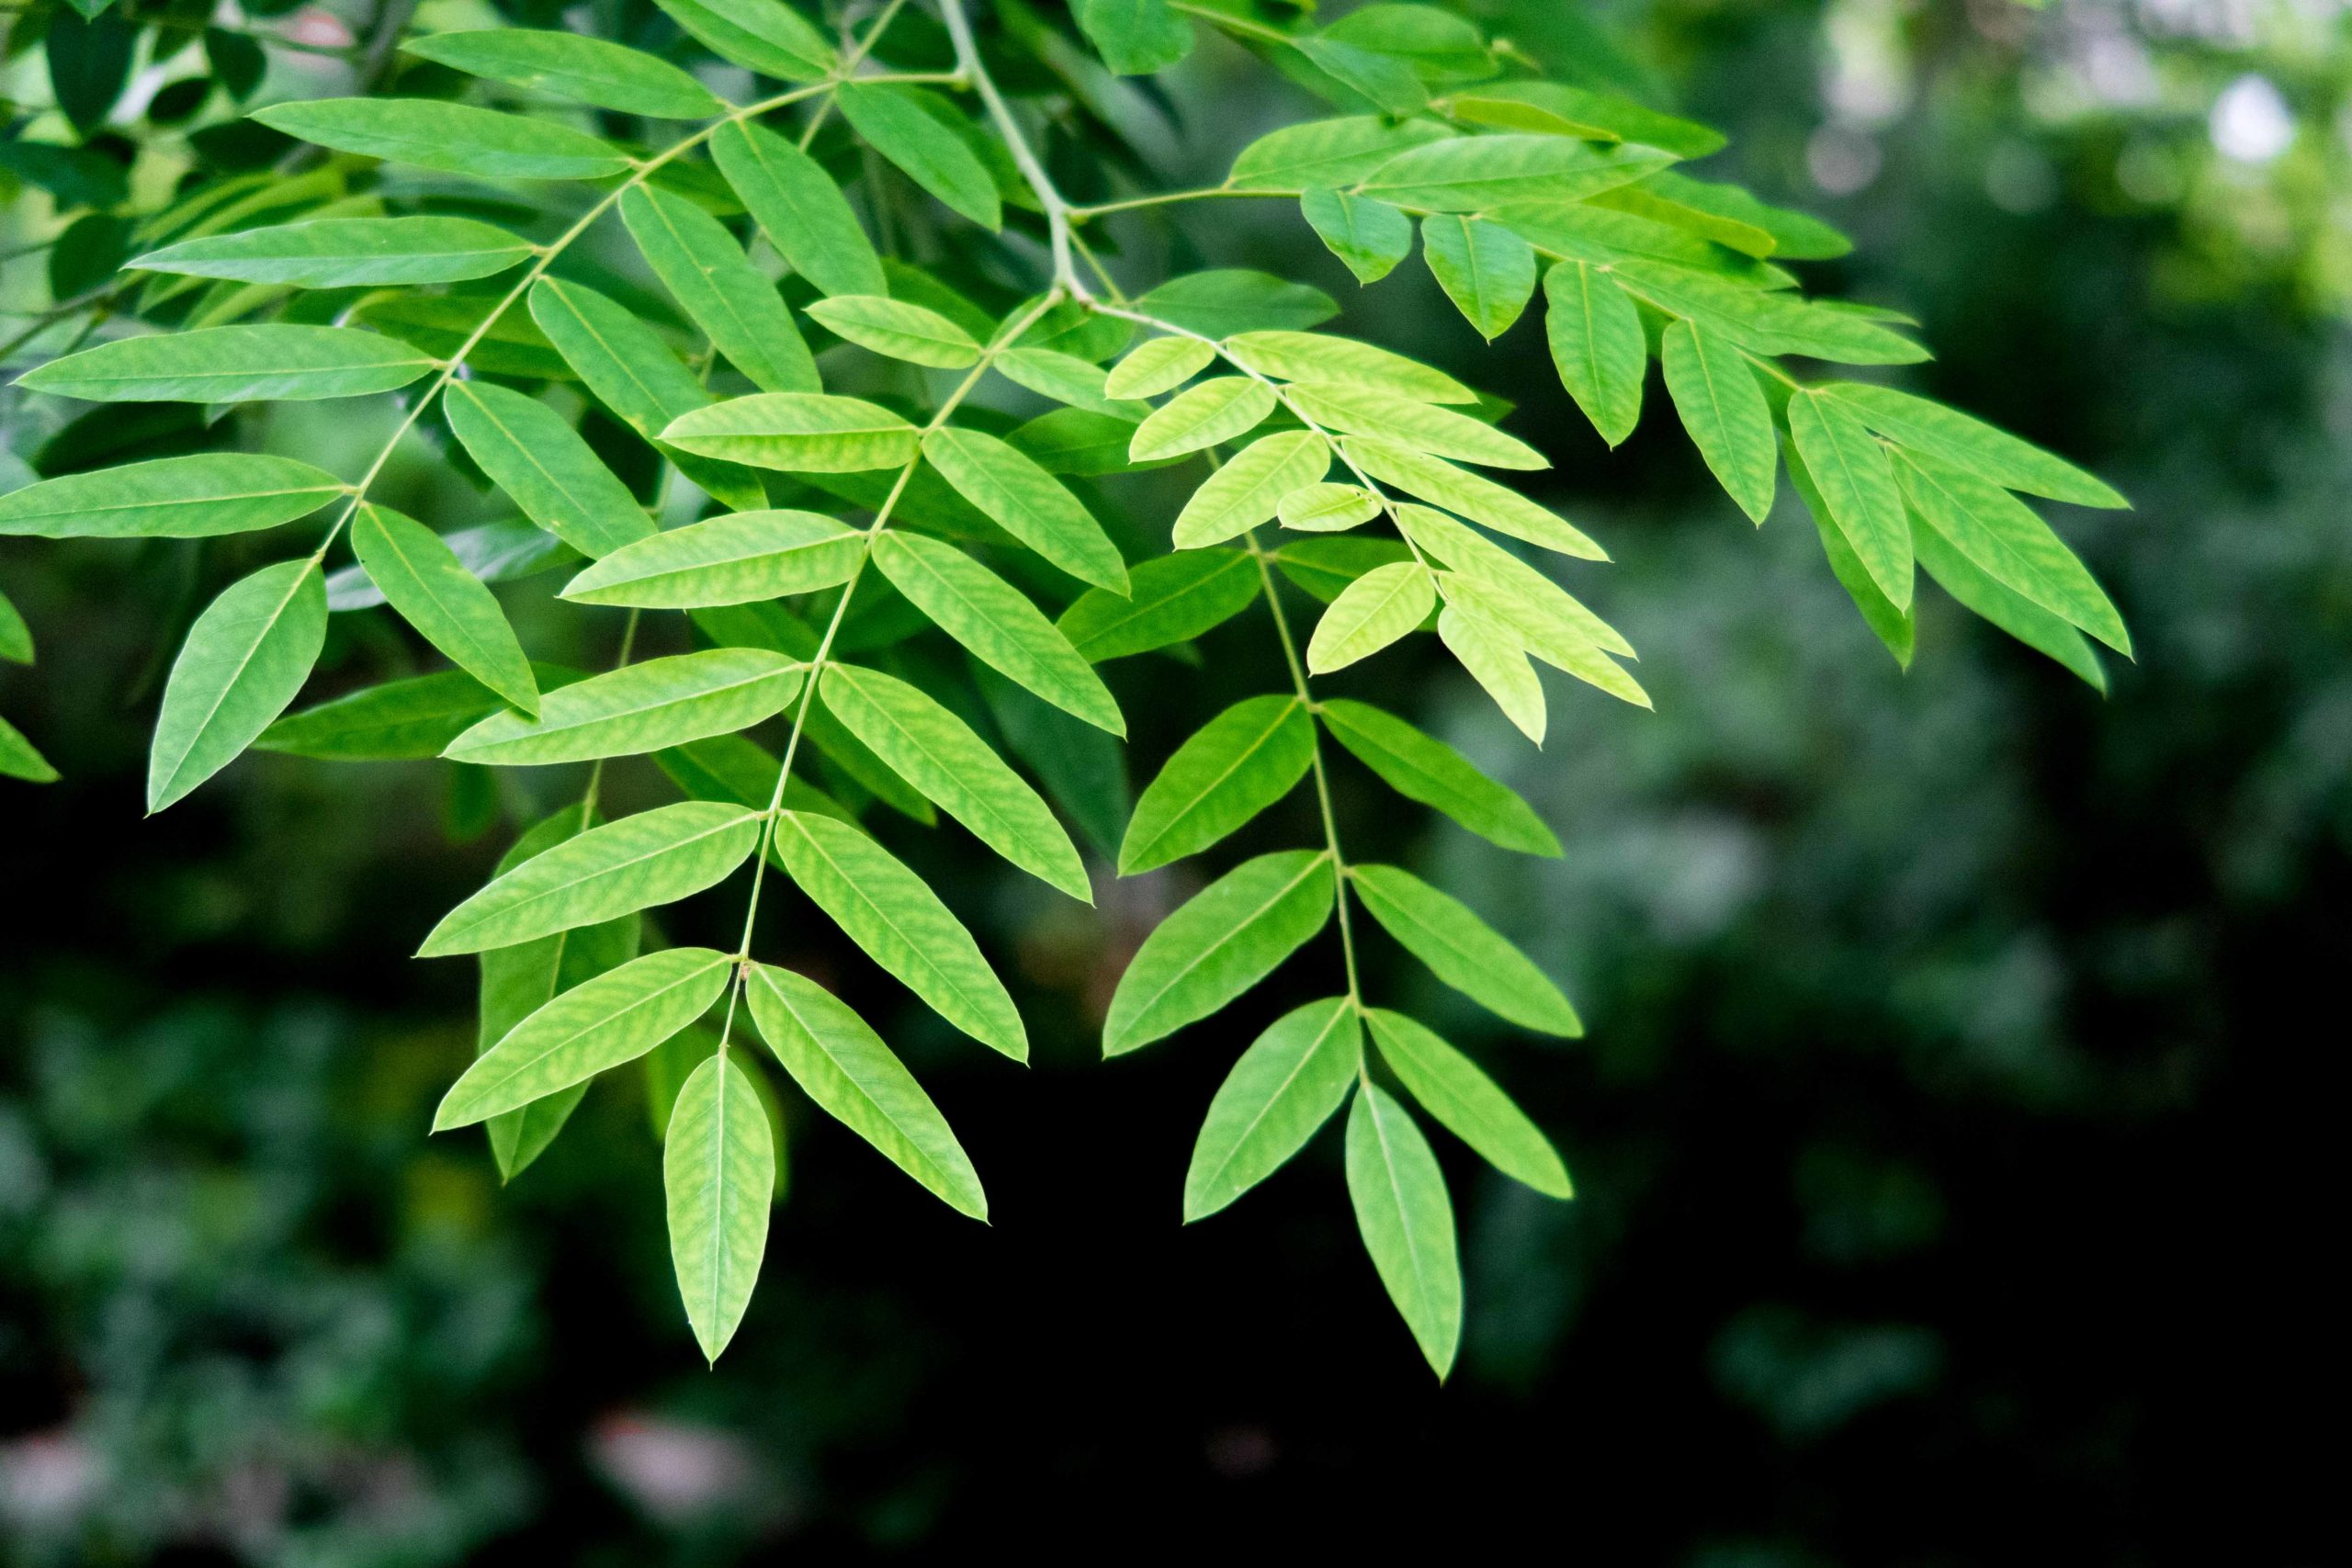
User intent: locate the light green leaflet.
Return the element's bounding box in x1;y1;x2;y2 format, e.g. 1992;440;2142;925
919;427;1129;592
1788;390;1912;610
403;28;727;118
662;1052;775;1363
1785;436;1916;669
1364;1009;1571;1199
836;82;1002;230
1351;863;1581;1035
808;295;979;368
1182;997;1362;1222
993;349;1148;419
1894;453;2129;653
664;393;918;472
1913;514;2103;689
262;670;510;760
1438;603;1544;744
253;98;628;180
1360;134;1673;213
1824;382;2126;508
562;511;863;608
820;664;1091;901
1130;377;1278;463
1421;216;1537;342
1279;482;1380;533
1302;188;1414;285
1396;504;1634;660
1171;431;1329;548
1543;261;1645;448
0;593;30;663
0;453;344;539
1661;320;1776;524
445;380;654;558
18;324;434;403
1221;331;1476;405
1121;695;1316;875
1077;0;1193;75
1342;436;1602;559
870;531;1123;735
1284;382;1545;471
148;558;326;811
131;217;535;288
1105;335;1216;399
1344;1081;1462;1378
1058;548;1258;660
352;504;538;716
1452;81;1724;157
746;963;987;1218
622;185;819;395
1103;849;1335;1055
435;946;731;1129
1;716;57;784
446;649;802;764
774;809;1027;1059
1317;699;1559;857
711;120;888;299
421;801;761;955
653;0;835;81
1306;560;1433;673
1227;115;1451;190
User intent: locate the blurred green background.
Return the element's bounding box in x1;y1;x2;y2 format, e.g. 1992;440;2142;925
3;0;2344;1559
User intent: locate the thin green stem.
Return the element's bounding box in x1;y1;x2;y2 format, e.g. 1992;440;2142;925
937;0;1084;294
1068;186;1289;221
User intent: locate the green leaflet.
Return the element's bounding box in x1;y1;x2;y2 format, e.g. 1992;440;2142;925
819;664;1091;901
1283;382;1546;471
1228;115;1452;190
1182;997;1361;1222
1394;506;1633;661
561;511;864;608
1344;1081;1461;1379
18;324;434;403
1120;695;1316;875
352;504;539;716
253;98;629;180
662;1052;775;1363
652;0;835;81
1105;336;1217;400
1451;81;1724;158
1894;454;2131;653
1130;377;1278;462
0;716;58;784
1172;431;1330;549
1421;216;1537;341
329;520;573;612
920;426;1128;592
1351;863;1580;1035
1785;435;1916;669
1102;849;1336;1055
131;217;535;288
746;963;987;1218
1438;603;1545;744
1301;188;1414;285
1364;1008;1572;1198
1279;482;1381;532
622;185;820;395
1076;0;1193;75
403;28;728;118
1341;436;1603;559
775;808;1025;1058
836;83;1002;230
1293;35;1430;118
1912;511;2106;690
0;453;344;539
993;349;1148;419
1543;261;1645;447
711;120;888;299
1135;271;1337;336
1660;320;1776;524
148;558;327;811
808;295;979;368
435;946;732;1129
1359;134;1673;213
1788;390;1913;611
445;380;654;558
1824;382;2126;509
1220;330;1476;405
663;393;919;472
870;531;1123;735
421;801;761;956
1057;548;1259;660
261;670;521;761
1306;560;1434;673
446;649;802;764
1317;699;1559;857
0;592;28;664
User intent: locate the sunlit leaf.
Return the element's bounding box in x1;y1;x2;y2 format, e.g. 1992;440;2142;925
1120;694;1315;874
663;1051;775;1362
149;558;327;811
1182;996;1361;1221
1103;849;1335;1055
1344;1081;1461;1378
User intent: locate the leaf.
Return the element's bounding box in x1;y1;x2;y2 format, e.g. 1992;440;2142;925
1788;390;1912;610
0;716;58;784
131;217;536;288
1543;261;1645;446
920;427;1128;591
1106;336;1217;400
1171;431;1330;547
1279;482;1381;533
836;83;1001;230
808;295;979;368
1120;695;1316;874
868;532;1122;735
1644;169;1852;260
652;0;835;81
622;186;820;395
662;1052;775;1363
352;504;539;716
253;98;628;180
1228;115;1453;190
0;592;28;665
1306;560;1434;673
18;325;434;403
1374;1010;1571;1194
711;120;888;299
1317;699;1558;857
1661;320;1776;524
820;664;1090;900
1785;436;1915;669
1360;134;1673;212
435;947;731;1129
446;380;654;558
1283;382;1545;471
1291;35;1430;117
1136;271;1339;336
1057;548;1259;661
746;964;988;1216
1894;453;2129;653
1102;849;1336;1055
1182;997;1362;1221
422;801;761;956
0;453;344;539
1351;863;1581;1035
1300;188;1414;285
148;558;326;811
1824;383;2126;509
1438;604;1544;744
1912;512;2105;690
1421;216;1538;341
561;510;863;608
1076;0;1193;74
261;670;511;760
992;349;1146;418
1221;331;1476;405
446;649;802;764
403;28;728;118
663;394;919;472
774;809;1028;1060
1131;377;1278;463
970;660;1129;860
1344;1082;1461;1378
1451;81;1724;158
327;522;571;612
1393;504;1632;661
1342;436;1602;559
1276;536;1414;602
